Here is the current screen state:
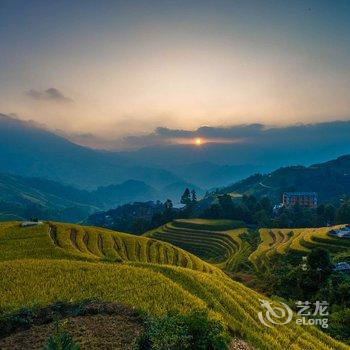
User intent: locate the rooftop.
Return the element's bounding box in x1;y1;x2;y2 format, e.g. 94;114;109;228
334;262;350;271
284;192;317;196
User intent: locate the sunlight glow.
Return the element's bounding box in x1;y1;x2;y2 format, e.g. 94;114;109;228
195;137;202;146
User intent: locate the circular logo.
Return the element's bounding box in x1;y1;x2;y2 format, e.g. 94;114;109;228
258;299;293;327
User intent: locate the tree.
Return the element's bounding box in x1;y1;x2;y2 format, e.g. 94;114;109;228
181;188;191;206
242;195;258;212
306;248;333;287
253;210;270;227
307;248;332;272
203;204;222;219
275;210;291;228
218;194;233;218
131;218;150;235
191;189;197;203
164;199;173;210
259;197;272;215
324;204;336;225
163;199;175;222
336;201;350;224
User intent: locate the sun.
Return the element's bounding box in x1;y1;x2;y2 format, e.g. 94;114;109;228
195;137;202;146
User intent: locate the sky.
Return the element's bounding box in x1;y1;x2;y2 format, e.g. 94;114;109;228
1;0;350;149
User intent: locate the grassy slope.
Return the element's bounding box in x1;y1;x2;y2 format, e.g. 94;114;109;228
0;221;349;349
2;259;349;350
145;219;250;272
0;222;215;273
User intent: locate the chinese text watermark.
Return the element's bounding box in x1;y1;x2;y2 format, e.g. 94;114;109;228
258;299;329;328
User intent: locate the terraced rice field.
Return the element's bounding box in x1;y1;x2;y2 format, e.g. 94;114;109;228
0;221;349;349
249;225;350;271
290;226;350;253
171;218;242;231
249;229;293;270
145;219;249;272
0;221;216;273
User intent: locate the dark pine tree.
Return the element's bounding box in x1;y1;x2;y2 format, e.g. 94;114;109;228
181;188;191;206
191;189;197;203
164;199;173;210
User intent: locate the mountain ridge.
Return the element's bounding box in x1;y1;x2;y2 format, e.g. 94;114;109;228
0;114;180;190
218;154;350;204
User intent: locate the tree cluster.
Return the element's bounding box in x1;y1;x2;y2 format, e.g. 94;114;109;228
201;194;350;228
202;194;272;226
262;249;350;344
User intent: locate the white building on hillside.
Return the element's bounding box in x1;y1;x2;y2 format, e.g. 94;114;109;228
329;225;350;238
21;221;43;227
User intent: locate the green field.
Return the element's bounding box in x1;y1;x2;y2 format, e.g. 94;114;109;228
1;221;349;349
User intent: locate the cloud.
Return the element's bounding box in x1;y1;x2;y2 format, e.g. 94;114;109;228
114;121;350;171
121;124;265;148
26;88;73;103
57;130;127;150
47;119;350;165
118;120;350;150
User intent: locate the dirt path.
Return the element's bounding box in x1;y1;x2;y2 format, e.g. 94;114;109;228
230;338;254;349
48;224;60;247
0;303;142;350
97;233;105;256
70;228;81;251
0;314;142;350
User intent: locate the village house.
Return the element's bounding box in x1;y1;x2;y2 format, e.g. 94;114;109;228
20;221;43;227
329;225;350;238
282;192;318;209
333;262;350;274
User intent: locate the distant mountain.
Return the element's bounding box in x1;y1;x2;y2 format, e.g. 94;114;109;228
3;113;350;200
0;114;180;190
0;172;99;222
0;172;196;222
166;162;260;189
1;114;249;192
161;181;204;202
218;155;350;204
85;201;165;233
120;121;350;187
93;180;159;207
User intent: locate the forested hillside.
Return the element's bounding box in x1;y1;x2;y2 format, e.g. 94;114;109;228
218;155;350;204
0;173;98;222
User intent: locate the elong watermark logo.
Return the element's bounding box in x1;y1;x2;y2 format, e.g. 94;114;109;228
258;299;329;328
